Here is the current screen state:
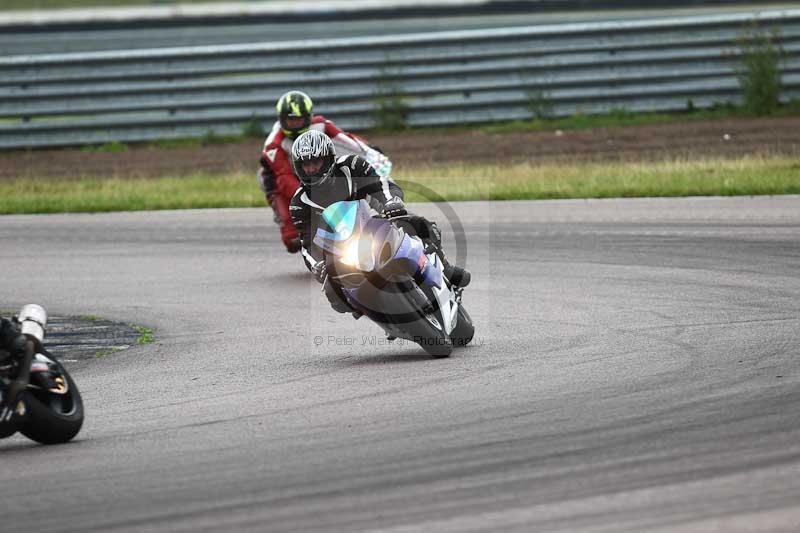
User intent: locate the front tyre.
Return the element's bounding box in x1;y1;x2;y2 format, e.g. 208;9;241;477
417;310;453;358
450;305;475;348
419;330;452;358
19;368;83;445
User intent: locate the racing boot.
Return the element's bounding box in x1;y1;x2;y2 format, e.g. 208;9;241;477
284;236;301;254
443;262;471;288
407;216;471;288
422;223;470;288
424;241;470;288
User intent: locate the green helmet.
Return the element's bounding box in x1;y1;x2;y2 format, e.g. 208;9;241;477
276;90;313;137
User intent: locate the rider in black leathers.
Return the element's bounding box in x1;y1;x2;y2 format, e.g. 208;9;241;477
288;130;470;316
0;317;26;360
0;316;29;422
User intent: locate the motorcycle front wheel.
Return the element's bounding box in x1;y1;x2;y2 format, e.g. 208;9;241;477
416;308;453;358
19;367;83;445
450;305;475;348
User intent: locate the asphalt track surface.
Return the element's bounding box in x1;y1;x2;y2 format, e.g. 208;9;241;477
1;196;799;532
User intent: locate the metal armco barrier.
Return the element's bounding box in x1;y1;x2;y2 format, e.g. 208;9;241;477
1;8;798;149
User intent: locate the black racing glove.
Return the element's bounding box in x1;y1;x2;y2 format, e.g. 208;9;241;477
381;197;407;218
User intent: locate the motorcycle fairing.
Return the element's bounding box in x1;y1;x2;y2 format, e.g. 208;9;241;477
424;254;458;334
386;232;431;283
314;199;372;250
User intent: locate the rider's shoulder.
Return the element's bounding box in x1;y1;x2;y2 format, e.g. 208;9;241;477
290;185;307;200
263;121;284;148
315;115;345;135
289;187;307;207
334;154;366;171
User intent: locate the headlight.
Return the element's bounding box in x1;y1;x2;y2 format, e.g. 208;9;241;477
337;235;375;270
339;239;361;267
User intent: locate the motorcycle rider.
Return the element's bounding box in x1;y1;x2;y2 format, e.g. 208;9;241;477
0;317;27;361
257;90;386;254
288;130;470;316
0;316;30;422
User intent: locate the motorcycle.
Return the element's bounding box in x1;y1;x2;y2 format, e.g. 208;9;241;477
358;143;392;179
0;305;84;445
333;134;393;179
313;199;474;358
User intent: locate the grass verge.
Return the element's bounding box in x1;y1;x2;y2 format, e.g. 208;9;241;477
400;156;800;201
0;174;266;214
134;325;155;345
0;155;798;214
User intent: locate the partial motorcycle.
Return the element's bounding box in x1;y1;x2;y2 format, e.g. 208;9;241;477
314;199;474;358
355;142;392;179
0;305;84;444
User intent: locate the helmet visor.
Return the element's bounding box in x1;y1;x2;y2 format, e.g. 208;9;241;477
285;116;307;131
300;157;326;177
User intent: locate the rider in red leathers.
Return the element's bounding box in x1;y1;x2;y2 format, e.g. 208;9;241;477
257;90;389;254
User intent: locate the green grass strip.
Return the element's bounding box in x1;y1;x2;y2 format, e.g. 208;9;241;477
0;174;266;214
399;156;800;201
0;156;798;215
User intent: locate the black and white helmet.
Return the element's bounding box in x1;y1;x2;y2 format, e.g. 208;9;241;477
291;130;336;187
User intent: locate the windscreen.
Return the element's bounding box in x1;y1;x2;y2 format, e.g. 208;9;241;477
313;199;370;253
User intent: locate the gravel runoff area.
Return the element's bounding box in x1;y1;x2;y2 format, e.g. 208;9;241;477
1;116;799;181
0;311;142;362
